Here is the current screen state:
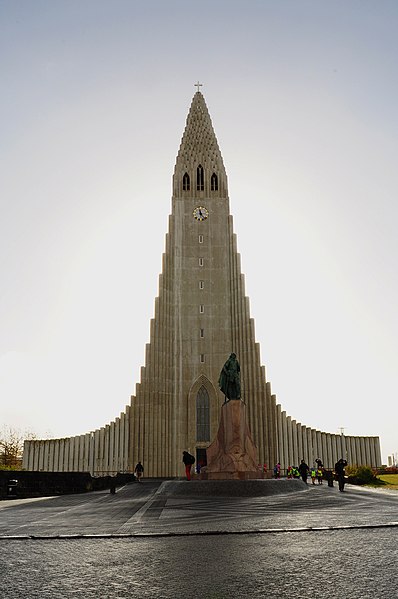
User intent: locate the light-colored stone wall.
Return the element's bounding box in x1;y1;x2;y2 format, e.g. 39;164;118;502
22;407;131;476
270;408;381;470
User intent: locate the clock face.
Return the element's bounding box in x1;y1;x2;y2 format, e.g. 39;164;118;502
193;206;209;221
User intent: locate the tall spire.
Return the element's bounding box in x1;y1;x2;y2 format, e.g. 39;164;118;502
173;92;228;198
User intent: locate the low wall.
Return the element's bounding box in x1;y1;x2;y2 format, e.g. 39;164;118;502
0;470;135;500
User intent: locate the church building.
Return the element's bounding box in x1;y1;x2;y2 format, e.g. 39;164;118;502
23;90;382;476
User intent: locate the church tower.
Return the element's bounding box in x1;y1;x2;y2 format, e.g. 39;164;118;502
22;90;382;476
128;90;276;476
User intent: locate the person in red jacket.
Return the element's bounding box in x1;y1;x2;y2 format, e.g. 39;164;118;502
182;451;195;480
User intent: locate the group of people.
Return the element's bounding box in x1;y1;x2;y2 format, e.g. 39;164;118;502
134;451;197;482
310;466;324;484
286;465;301;479
273;457;348;491
135;455;348;489
275;460;321;482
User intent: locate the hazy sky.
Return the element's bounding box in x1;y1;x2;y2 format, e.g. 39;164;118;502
1;1;397;462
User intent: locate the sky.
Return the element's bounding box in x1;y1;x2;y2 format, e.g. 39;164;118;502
1;0;397;463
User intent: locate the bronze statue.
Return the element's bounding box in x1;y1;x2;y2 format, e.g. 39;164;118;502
219;353;241;401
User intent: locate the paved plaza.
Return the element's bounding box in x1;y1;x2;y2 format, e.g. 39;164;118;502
0;480;397;598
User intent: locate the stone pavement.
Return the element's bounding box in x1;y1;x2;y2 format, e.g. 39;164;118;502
0;480;397;598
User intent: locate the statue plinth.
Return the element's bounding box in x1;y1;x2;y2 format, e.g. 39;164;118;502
201;399;261;480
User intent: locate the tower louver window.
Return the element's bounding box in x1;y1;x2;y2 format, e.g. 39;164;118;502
211;172;218;191
183;172;190;191
196;165;204;191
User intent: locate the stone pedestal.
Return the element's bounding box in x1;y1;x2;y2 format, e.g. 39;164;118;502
201;400;261;480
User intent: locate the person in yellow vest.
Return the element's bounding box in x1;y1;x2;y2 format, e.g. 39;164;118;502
317;468;323;484
311;468;316;484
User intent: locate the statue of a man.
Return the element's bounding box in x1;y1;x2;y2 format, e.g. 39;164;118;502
219;353;241;401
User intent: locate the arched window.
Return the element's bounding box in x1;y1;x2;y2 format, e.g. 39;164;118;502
211;172;218;191
196;165;204;191
183;172;190;191
196;386;210;441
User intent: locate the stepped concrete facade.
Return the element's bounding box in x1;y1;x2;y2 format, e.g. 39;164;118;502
23;91;382;476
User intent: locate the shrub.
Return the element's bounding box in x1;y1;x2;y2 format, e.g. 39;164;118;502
347;466;378;485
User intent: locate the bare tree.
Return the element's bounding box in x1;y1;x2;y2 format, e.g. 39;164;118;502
0;426;36;469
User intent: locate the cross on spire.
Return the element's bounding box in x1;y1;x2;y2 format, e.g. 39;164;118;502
194;81;203;93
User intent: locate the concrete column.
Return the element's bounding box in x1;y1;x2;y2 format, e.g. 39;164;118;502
269;390;278;473
369;437;376;468
72;436;79;471
317;431;323;465
46;441;52;470
310;430;316;467
345;436;353;466
93;430;100;475
374;438;382;467
22;441;29;470
276;405;283;467
329;434;337;468
139;380;147;474
363;437;370;466
114;417;120;473
297;423;303;466
355;437;361;465
82;434;89;472
88;433;94;476
310;430;317;467
307;428;313;466
119;413;125;472
104;425;110;474
26;441;35;470
30;441;35;470
27;442;33;470
38;441;45;471
99;427;105;475
301;426;308;464
292;420;299;467
254;344;265;464
77;435;84;471
53;440;60;471
59;439;65;472
130;395;137;471
340;435;347;462
348;435;356;466
320;433;327;468
325;433;332;468
68;438;73;471
287;416;293;469
124;406;130;472
334;435;340;461
109;422;115;475
359;437;366;466
281;411;288;472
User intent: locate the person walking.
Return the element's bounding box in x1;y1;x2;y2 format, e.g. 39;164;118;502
317;467;323;485
311;467;316;485
298;459;310;484
134;461;144;482
335;458;348;492
182;451;195;480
